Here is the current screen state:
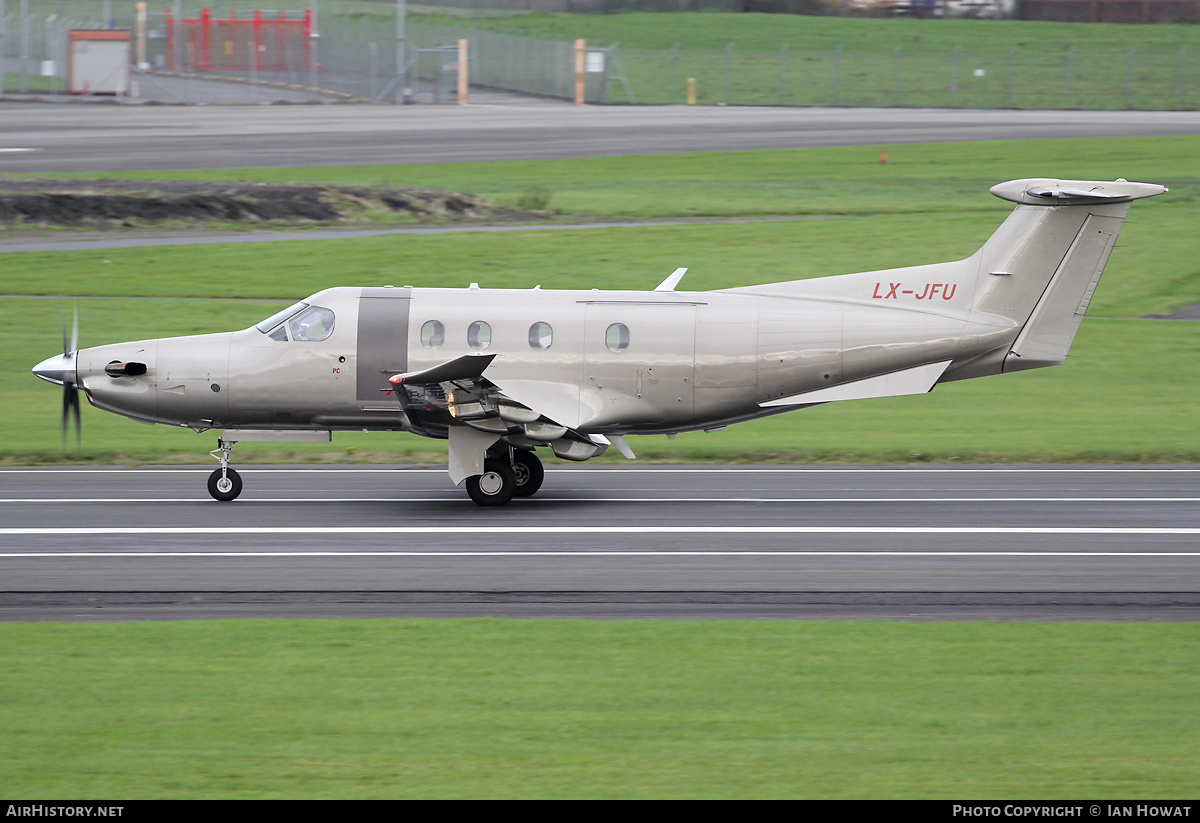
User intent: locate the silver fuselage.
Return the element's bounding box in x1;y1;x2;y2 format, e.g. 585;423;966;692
70;279;1017;437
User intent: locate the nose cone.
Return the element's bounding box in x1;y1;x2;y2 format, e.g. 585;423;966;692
32;352;76;386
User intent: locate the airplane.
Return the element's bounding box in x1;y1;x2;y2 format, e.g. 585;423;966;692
32;178;1165;506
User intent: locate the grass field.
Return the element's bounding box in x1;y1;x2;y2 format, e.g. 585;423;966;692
4;135;1198;464
2;619;1197;798
405;13;1200;108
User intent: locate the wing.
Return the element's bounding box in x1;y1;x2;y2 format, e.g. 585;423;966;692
387;353;609;484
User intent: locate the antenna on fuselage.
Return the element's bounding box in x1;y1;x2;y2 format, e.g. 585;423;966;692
654;268;688;292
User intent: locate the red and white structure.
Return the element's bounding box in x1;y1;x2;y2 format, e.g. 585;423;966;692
67;30;131;95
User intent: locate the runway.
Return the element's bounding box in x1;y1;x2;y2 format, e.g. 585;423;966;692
1;465;1198;621
3;103;1200;172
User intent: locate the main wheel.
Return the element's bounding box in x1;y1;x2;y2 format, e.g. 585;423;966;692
465;458;516;507
512;450;544;498
207;467;243;502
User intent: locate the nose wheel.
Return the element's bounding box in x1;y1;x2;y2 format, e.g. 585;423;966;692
207;467;243;502
207;438;243;502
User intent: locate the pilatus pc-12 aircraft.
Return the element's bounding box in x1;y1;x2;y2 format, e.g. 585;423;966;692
33;178;1165;506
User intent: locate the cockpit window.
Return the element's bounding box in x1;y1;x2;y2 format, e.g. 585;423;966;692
255;302;308;334
289;305;336;342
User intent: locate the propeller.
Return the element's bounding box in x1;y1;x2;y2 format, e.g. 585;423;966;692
32;302;82;451
59;302;81;451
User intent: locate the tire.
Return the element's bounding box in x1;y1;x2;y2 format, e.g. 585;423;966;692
207;467;243;502
512;450;544;498
465;458;516;507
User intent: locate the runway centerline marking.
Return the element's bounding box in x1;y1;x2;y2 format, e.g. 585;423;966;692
4;526;1200;536
3;550;1199;559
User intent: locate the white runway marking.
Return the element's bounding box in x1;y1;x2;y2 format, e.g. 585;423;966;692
0;148;35;153
2;550;1198;559
3;526;1200;536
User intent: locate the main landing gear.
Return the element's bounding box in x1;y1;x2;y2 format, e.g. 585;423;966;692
207;438;242;502
465;448;544;507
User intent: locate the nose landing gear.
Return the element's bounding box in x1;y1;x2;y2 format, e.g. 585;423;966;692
207;438;242;502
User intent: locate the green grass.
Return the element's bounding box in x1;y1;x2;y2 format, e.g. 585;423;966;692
28;134;1200;219
4;136;1199;464
2;620;1198;798
409;12;1200;108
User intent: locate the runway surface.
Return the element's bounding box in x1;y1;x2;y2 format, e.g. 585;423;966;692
4;103;1200;172
2;465;1198;621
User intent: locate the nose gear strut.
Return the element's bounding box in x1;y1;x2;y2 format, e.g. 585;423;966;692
207;438;243;502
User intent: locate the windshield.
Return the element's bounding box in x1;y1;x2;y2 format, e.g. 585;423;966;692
254;302;308;334
289;305;335;342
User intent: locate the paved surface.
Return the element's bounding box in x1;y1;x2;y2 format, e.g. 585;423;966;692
2;465;1198;621
4;104;1200;173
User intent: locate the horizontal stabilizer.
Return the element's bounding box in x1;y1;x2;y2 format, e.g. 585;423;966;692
990;178;1167;206
760;360;952;408
389;352;495;386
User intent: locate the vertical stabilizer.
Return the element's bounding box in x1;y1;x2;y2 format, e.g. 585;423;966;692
968;178;1166;373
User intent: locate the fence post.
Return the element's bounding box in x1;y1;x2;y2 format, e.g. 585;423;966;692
1006;45;1015;108
136;2;146;70
308;2;317;95
173;0;182;72
893;45;902;107
779;43;787;106
724;42;733;105
951;44;960;108
457;37;468;105
19;0;27;92
396;0;407;104
670;42;678;104
369;41;377;101
1125;47;1135;110
574;38;584;104
0;0;5;98
833;44;842;106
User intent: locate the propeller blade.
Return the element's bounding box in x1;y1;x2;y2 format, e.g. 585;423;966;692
60;383;81;452
71;386;81;451
61;384;69;450
57;299;82;451
59;302;69;356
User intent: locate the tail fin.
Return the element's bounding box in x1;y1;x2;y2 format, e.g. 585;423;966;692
971;178;1166;372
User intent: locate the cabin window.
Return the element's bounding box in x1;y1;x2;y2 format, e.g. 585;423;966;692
289;305;335;342
529;322;553;350
468;321;492;350
605;323;630;353
421;320;445;349
254;301;307;333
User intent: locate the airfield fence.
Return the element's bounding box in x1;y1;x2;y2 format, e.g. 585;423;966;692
4;10;1200;109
